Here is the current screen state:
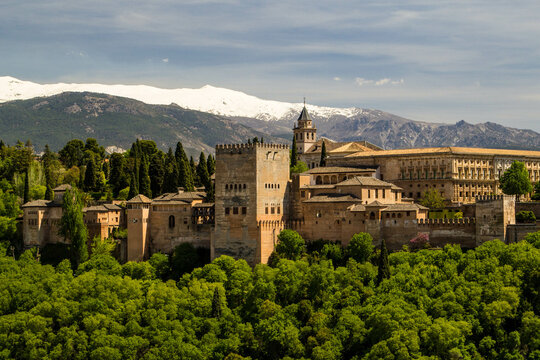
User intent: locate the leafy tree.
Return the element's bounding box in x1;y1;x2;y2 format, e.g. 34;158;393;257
149;252;170;279
275;229;305;260
376;239;390;285
516;210;536;223
59;139;85;168
500;161;533;199
290;161;308;174
347;233;374;263
532;182;540;200
212;287;222;318
420;188;445;209
291;136;298;168
319;141;327;167
84;138;105;161
58;188;89;268
170;242;200;278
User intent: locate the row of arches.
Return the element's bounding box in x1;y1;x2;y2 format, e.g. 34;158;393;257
225;184;247;191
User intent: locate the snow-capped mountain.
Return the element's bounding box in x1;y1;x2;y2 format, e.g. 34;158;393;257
0;76;359;121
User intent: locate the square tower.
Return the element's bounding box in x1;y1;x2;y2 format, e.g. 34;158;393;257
213;143;290;264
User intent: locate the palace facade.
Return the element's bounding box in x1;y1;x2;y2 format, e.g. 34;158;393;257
22;105;540;264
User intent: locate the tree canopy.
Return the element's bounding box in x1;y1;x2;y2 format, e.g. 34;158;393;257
500;161;533;198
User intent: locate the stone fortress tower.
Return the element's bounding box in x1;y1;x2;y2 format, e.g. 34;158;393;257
293;101;317;154
212;143;290;265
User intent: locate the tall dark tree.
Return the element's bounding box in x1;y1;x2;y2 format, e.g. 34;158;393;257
197;152;210;190
59;139;85;168
190;156;198;186
109;153;128;196
102;160;110;180
211;287;222;318
179;158;195;192
376;239;390;285
319;141;327;167
128;171;139;199
149;153;165;197
206;154;215;176
252;137;259;144
42;144;54;200
59;188;88;268
84;138;105;161
138;155;152;198
162;148;178;193
83;155;97;192
23;168;30;204
291;136;298;168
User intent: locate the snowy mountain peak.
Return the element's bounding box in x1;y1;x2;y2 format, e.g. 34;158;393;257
0;76;360;121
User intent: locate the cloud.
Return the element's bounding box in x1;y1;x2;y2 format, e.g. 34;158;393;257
333;77;341;81
356;77;404;87
162;58;169;63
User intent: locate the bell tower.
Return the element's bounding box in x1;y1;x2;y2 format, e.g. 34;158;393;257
293;99;317;154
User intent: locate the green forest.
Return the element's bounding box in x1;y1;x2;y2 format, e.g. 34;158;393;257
0;232;539;359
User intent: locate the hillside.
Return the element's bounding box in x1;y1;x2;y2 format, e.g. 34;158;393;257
0;92;284;155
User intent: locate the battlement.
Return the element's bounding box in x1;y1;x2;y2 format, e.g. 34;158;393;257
287;219;305;230
215;143;289;153
418;217;476;226
257;220;286;229
475;194;514;202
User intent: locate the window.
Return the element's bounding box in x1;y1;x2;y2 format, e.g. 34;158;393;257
168;215;175;228
271;207;275;214
265;207;269;214
301;191;305;198
233;207;238;214
225;184;228;190
225;207;230;215
242;207;247;215
368;189;371;198
243;184;246;189
375;189;379;198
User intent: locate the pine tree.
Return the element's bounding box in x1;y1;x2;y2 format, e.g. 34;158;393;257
211;287;222;318
139;155;152;198
128;170;139;199
291;135;298;168
376;239;390;285
59;188;89;268
23;168;30;204
319;140;327;167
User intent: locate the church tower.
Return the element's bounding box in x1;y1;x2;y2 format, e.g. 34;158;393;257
293;101;317;154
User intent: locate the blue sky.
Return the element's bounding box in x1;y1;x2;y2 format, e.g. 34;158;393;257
2;0;540;130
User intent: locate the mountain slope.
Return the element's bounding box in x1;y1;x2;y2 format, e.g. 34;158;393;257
0;92;284;155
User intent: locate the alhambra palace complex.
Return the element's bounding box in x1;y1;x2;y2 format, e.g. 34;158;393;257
21;106;540;264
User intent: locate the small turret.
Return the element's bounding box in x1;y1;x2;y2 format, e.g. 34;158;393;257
293;99;317;154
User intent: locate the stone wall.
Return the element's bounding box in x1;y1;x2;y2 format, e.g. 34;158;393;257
506;223;539;243
418;218;477;249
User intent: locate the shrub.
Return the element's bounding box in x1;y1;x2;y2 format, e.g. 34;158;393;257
516;211;536;223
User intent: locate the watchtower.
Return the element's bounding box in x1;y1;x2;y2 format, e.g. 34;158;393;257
126;194;152;261
213;143;290;264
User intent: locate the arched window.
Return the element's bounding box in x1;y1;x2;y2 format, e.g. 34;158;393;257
370;212;375;220
316;176;322;185
168;215;175;228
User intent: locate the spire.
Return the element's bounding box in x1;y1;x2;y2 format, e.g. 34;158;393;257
297;102;312;123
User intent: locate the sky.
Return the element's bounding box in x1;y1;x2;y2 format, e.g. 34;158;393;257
2;0;540;131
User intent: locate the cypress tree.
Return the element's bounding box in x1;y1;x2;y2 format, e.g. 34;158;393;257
23;168;30;204
190;156;198;186
197;152;211;191
291;135;298;168
139;155;152;198
162;148;178;193
128;170;139;199
211;287;222;318
43;144;54;199
45;184;54;201
179;158;195;191
376;239;390;285
319;141;327;167
149;153;165;197
83;155;97;192
206;154;215;176
109;153;127;196
59;188;88;268
78;165;85;188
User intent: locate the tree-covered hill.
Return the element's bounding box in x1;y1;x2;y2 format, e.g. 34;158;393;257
0;237;538;359
0;92;285;156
